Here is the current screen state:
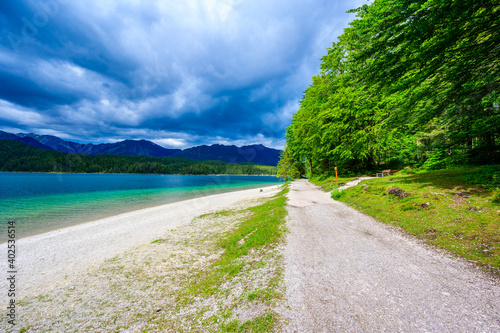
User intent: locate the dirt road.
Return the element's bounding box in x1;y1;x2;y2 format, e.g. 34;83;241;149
280;179;500;332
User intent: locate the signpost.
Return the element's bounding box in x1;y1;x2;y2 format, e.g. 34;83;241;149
335;166;338;183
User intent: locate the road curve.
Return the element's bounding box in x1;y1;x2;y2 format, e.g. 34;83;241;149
280;179;500;332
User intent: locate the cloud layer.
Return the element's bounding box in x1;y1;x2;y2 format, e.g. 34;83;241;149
0;0;364;148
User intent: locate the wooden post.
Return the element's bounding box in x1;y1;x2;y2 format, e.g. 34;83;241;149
335;166;338;183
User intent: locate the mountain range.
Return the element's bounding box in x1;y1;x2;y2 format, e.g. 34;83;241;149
0;131;281;166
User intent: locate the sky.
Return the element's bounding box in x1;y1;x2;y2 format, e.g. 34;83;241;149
0;0;365;149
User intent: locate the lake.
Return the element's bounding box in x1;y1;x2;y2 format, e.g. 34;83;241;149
0;173;281;241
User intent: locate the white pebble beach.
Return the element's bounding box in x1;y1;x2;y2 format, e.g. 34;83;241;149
0;185;280;303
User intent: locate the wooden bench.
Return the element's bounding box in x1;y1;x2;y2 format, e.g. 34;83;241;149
376;169;391;177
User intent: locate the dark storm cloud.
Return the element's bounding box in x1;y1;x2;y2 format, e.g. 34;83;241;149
0;0;366;149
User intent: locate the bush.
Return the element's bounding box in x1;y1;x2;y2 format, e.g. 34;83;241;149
331;189;343;200
422;149;447;170
399;166;415;175
492;188;500;204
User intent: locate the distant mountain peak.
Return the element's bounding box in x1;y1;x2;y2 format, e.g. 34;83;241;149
0;131;281;166
173;143;280;165
0;131;54;151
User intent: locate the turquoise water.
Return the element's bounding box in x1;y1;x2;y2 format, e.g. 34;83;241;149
0;173;281;241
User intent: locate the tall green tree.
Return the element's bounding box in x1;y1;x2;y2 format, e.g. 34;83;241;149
348;0;500;163
277;146;303;180
282;0;499;177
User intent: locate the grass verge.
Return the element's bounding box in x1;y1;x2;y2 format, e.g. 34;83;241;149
157;183;290;331
311;166;500;271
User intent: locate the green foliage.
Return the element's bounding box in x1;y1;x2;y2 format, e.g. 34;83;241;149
399;166;416;175
0;140;277;175
331;189;343;200
492;188;500;204
280;0;500;176
421;149;448;170
277;146;304;179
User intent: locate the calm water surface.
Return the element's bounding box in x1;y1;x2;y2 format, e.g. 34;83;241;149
0;173;281;241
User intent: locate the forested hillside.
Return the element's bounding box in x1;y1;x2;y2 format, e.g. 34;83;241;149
279;0;499;178
2;131;280;166
0;140;276;175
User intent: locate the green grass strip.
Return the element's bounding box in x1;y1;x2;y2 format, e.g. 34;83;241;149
159;183;290;332
185;184;289;297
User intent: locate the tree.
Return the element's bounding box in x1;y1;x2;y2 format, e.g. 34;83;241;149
277;147;303;180
280;0;499;176
348;0;500;164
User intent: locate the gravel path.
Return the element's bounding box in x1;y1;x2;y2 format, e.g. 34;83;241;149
337;176;376;191
281;179;500;332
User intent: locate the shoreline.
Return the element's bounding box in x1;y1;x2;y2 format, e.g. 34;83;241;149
0;184;280;302
1;180;282;242
0;171;278;176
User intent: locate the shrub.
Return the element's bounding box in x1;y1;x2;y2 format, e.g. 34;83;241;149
492;188;500;204
331;189;343;200
422;149;447;170
399;166;415;175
